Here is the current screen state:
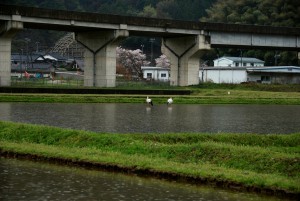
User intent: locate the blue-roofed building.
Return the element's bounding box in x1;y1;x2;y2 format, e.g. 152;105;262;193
214;56;264;67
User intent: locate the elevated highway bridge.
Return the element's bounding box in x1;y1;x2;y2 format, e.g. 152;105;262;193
1;4;299;87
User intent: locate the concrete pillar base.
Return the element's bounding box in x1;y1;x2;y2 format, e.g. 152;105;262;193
162;34;210;86
76;30;128;87
0;20;23;86
0;38;12;86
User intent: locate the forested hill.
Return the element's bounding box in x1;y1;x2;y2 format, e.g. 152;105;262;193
0;0;215;21
202;0;300;27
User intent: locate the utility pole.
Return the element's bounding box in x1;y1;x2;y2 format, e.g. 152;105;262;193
274;51;280;66
25;38;31;70
239;49;243;66
20;49;23;79
149;38;155;64
141;44;145;67
35;41;39;53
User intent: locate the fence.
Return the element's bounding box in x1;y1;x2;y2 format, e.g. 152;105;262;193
10;77;171;88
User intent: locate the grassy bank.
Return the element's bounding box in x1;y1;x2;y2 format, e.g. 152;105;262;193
0;121;299;197
0;92;299;104
1;83;300;104
0;90;300;105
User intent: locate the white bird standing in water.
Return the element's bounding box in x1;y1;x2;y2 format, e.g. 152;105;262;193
167;97;173;105
146;96;153;106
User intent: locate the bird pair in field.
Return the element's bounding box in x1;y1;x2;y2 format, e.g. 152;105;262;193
146;96;173;106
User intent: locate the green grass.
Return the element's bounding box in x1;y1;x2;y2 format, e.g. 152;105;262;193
0;121;299;195
1;83;300;104
192;83;300;92
0;92;299;104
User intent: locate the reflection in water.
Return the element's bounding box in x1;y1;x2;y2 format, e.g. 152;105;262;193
167;106;173;114
0;158;291;201
0;103;300;134
146;106;152;114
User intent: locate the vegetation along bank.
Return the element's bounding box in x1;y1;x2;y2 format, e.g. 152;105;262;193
0;121;299;199
1;83;300;104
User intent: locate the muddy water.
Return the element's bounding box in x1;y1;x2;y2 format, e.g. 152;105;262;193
0;158;293;201
0;103;299;134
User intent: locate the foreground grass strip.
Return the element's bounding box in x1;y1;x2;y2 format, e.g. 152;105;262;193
1;141;299;194
0;121;299;195
1;92;300;104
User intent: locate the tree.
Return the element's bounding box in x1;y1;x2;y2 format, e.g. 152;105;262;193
201;0;299;27
155;54;170;68
116;47;150;79
138;5;157;18
156;0;176;19
201;0;299;66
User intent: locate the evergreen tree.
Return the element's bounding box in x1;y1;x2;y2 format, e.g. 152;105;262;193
201;0;299;66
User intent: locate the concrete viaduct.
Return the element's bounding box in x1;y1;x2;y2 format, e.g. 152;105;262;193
1;4;300;87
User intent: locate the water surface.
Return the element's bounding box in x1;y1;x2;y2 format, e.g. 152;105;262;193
0;158;293;201
0;103;299;134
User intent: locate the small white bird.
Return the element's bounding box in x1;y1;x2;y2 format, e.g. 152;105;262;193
146;96;153;106
167;97;173;105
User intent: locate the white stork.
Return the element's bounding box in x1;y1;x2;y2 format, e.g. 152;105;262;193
146;96;153;106
167;97;173;105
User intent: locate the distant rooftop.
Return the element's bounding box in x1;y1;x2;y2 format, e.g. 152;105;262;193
215;57;264;63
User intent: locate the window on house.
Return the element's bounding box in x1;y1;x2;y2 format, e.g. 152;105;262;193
161;73;166;78
243;63;247;66
147;73;152;78
250;63;254;66
235;62;239;67
261;76;270;82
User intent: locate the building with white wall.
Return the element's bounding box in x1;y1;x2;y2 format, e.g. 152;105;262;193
141;66;170;82
247;66;300;84
213;57;264;67
200;67;248;84
199;66;300;84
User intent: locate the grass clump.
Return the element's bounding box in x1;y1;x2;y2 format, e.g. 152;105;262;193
0;121;299;195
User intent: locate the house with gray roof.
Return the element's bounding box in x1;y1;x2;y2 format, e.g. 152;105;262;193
200;66;300;84
214;56;264;67
247;66;300;84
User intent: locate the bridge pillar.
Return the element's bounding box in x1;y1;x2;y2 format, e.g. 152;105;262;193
0;20;23;86
75;30;128;87
162;34;210;86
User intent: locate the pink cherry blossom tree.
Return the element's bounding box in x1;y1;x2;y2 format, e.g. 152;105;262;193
155;54;170;68
116;47;150;79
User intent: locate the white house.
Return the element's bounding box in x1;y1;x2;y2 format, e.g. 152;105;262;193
141;66;170;82
214;57;264;67
200;66;300;84
200;67;248;84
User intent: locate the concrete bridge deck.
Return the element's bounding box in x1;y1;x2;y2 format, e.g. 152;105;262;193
1;4;299;38
0;4;299;87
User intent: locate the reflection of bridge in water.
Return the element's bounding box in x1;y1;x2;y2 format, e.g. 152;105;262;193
1;4;299;87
